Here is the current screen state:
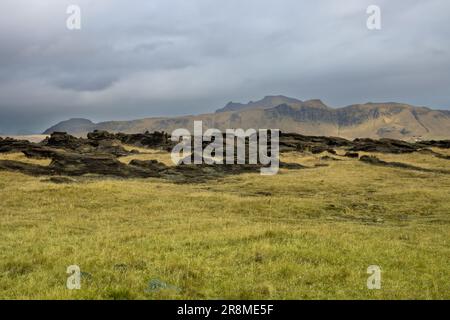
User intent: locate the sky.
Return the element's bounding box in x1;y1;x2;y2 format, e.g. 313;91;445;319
0;0;449;134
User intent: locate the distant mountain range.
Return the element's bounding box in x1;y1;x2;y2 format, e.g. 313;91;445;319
44;95;450;140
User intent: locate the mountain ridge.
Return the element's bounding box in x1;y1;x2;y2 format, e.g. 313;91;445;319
44;96;450;141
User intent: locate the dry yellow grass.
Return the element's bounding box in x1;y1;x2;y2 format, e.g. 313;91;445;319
0;149;449;299
0;152;52;166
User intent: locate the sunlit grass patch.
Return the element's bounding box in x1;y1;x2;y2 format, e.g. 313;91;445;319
0;151;449;299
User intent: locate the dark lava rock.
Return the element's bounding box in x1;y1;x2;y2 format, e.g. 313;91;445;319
0;137;34;153
43;132;83;149
416;140;450;149
43;176;77;184
279;133;351;153
129;159;168;171
48;151;160;178
320;156;340;161
434;153;450;160
0;148;160;178
41;132;130;157
279;162;305;169
310;146;337;154
22;146;61;159
87;130;117;141
350;138;419;154
0;160;53;176
115;131;173;149
0;146;302;182
314;163;329;167
359;155;449;174
344;152;359;158
278;134;450;155
2;130;450;182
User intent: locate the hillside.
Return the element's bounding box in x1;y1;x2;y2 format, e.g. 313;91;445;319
44;96;450;140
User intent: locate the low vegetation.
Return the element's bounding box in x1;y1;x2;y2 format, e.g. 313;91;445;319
0;148;449;299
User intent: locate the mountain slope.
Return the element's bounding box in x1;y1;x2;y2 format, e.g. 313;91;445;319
44;97;450;140
44;118;96;136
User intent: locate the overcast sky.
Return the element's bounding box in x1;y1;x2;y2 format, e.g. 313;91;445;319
0;0;449;134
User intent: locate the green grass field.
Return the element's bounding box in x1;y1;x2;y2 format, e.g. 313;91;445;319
0;149;449;299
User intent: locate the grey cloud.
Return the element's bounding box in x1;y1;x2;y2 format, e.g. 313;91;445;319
0;0;449;134
54;74;119;92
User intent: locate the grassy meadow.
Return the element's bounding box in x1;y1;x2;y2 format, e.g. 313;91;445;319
0;149;449;299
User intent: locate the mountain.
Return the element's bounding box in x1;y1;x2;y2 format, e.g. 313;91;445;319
44;118;96;136
44;97;450;140
216;95;305;112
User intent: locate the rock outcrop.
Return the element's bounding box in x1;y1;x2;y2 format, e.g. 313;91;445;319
0;131;449;182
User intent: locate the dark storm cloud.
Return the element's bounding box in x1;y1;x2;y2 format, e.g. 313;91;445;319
0;0;449;133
